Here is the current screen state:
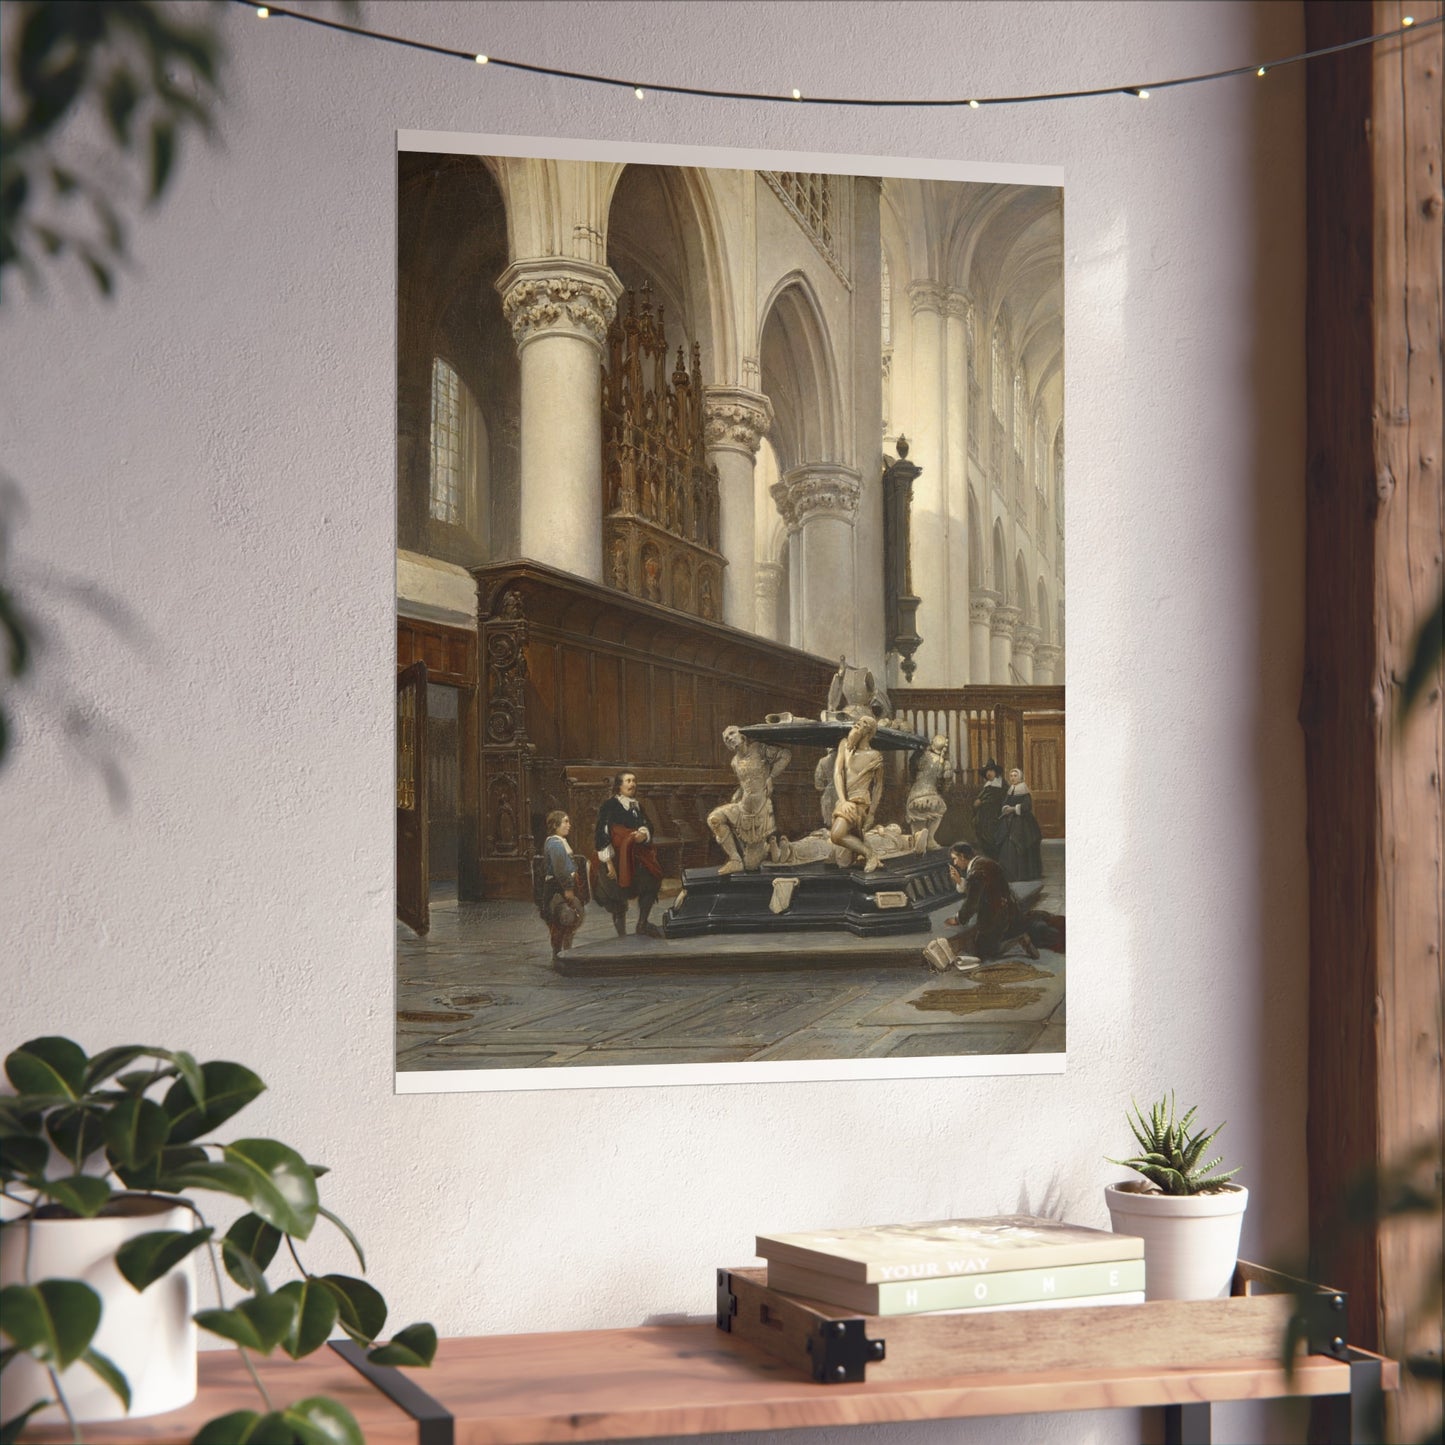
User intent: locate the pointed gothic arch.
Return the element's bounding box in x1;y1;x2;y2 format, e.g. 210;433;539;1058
758;270;845;472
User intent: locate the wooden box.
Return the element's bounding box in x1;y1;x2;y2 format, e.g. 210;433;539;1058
717;1261;1352;1384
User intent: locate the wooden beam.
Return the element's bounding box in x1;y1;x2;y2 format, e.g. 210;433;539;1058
1303;3;1444;1439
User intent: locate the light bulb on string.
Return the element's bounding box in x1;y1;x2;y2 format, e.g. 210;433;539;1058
968;99;980;109
792;88;802;100
475;53;488;65
255;4;268;14
1136;88;1149;100
1403;14;1415;24
1257;66;1267;77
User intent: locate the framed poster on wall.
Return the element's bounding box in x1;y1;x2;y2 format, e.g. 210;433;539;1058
393;132;1065;1092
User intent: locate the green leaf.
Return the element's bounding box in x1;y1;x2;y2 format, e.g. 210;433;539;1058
282;1397;364;1445
276;1278;338;1360
220;1139;318;1240
148;119;176;202
193;1410;298;1445
162;1061;264;1144
195;1292;298;1355
6;1037;87;1099
46;1103;108;1167
103;1094;171;1168
222;1213;281;1290
0;1280;101;1368
0;1400;53;1445
318;1206;365;1272
1399;588;1443;722
86;1045;186;1096
0;1134;48;1181
35;1173;112;1216
113;1141;207;1192
366;1322;437;1368
116;1226;213;1291
319;1275;385;1346
81;1346;131;1410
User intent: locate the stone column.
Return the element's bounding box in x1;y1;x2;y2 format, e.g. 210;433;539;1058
703;387;773;632
969;589;999;684
772;464;862;661
907;281;948;684
497;258;622;582
1013;624;1040;684
945;291;973;680
990;603;1021;684
754;562;784;643
1035;642;1063;686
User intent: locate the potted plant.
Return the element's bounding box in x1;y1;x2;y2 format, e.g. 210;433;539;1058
0;1035;436;1443
1104;1092;1248;1301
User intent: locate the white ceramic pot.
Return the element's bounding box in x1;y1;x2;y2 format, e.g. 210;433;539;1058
1104;1181;1249;1301
0;1194;198;1423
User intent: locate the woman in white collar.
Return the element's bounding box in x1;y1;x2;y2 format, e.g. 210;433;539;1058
997;767;1044;882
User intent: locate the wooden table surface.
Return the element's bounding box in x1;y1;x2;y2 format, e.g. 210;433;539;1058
21;1322;1399;1445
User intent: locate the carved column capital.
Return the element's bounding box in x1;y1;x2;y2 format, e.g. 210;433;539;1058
990;603;1022;637
1013;624;1041;658
1034;642;1063;671
907;280;948;316
771;464;863;530
496;258;623;352
703;386;774;457
945;289;973;321
755;560;784;604
969;588;1000;624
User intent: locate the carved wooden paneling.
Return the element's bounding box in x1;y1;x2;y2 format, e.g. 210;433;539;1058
397;616;477;687
472;562;837;897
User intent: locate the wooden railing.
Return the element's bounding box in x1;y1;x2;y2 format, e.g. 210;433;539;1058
891;685;1064;779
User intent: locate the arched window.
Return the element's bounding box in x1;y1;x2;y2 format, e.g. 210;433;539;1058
429;357;487;538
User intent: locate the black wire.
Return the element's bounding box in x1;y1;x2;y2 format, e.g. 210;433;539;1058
232;2;1441;108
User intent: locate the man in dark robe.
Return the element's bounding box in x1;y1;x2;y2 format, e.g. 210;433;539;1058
591;769;663;938
940;842;1065;962
971;759;1006;857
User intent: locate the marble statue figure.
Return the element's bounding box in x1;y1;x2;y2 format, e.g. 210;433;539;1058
708;725;792;874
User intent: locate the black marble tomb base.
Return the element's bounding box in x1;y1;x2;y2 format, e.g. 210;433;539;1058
662;850;958;939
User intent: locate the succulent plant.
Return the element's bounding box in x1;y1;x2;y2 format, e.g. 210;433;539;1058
1109;1092;1241;1196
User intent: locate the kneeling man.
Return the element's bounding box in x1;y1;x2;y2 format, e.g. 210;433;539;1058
592;769;663;939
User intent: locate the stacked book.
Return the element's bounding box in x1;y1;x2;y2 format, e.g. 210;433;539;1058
756;1215;1145;1316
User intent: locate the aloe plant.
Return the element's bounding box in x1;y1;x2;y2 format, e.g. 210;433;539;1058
0;1035;435;1444
1109;1092;1241;1196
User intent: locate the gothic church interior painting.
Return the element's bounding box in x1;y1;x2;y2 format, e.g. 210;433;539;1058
395;137;1065;1089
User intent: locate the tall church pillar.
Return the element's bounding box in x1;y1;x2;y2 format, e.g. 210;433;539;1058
497;258;622;582
755;562;784;643
1013;624;1039;684
1035;642;1063;685
907;282;948;684
969;590;998;684
945;292;972;680
703;387;773;632
772;464;862;661
990;603;1021;684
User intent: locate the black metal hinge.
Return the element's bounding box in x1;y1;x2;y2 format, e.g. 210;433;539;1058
716;1268;738;1331
806;1317;886;1383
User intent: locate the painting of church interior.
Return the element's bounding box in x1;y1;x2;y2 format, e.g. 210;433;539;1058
395;142;1065;1081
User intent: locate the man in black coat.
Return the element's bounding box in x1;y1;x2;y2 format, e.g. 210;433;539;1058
591;769;663;938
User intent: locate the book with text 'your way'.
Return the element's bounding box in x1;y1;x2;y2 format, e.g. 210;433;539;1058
756;1215;1144;1284
766;1256;1147;1316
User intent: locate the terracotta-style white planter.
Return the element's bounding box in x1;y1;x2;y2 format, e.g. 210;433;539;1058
1105;1181;1249;1301
0;1194;198;1423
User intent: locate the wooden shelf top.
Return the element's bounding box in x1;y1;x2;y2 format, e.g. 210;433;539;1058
20;1322;1399;1445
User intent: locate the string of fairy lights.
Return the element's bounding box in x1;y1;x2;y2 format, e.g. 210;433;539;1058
235;1;1437;108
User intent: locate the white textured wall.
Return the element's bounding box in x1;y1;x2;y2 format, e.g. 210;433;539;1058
0;3;1306;1441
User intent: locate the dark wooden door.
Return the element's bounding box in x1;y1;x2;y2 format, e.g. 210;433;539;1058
396;661;429;936
1024;718;1065;838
